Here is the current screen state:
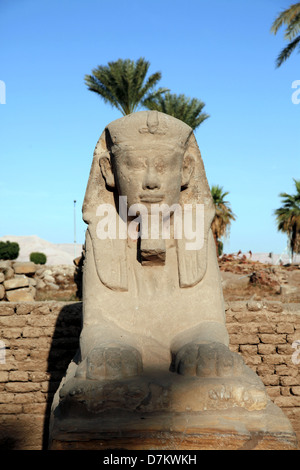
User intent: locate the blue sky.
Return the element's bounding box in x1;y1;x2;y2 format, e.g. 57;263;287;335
0;0;299;254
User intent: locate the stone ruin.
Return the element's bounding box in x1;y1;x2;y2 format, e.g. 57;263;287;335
49;111;298;450
0;260;78;302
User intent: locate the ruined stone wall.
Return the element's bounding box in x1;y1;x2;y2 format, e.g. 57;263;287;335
226;300;300;442
0;301;81;449
0;300;299;449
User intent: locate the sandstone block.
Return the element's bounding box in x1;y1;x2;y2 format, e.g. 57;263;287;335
16;304;34;315
247;300;263;311
264;301;283;313
275;364;299;377
28;372;50;382
262;354;286;365
280;386;291;396
1;328;22;339
0;284;5;300
0;391;14;403
263;374;280;386
257;364;275;375
13;262;37;275
226;324;241;334
258;344;276;355
291;386;300;396
0;371;9;382
0;316;26;327
243;355;262;366
228;301;246;312
258;323;276;334
265;386;281;397
8;371;28;382
287;332;300;344
5;382;41;393
259;334;286;344
13;392;37;404
43;274;55;284
238;334;260;344
276;323;294;334
277;344;293;354
0;404;23;414
3;266;14;280
36;279;46;289
4;277;29;290
5;288;35;302
274;396;300;408
0;272;5;283
0;260;12;269
0;305;15;315
22;403;47;414
280;376;300;387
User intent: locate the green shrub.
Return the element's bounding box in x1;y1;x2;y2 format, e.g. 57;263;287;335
0;241;20;260
30;252;47;265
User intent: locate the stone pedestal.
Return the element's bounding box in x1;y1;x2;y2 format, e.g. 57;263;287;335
49;365;298;450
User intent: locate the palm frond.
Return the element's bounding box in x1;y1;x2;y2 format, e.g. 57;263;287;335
274;179;300;254
276;34;300;67
144;92;209;130
210;185;235;242
285;11;300;40
271;3;300;35
84;58;165;115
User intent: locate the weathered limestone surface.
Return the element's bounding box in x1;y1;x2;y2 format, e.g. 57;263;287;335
49;111;298;450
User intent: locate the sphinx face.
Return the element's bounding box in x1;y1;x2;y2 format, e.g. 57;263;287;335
112;145;185;210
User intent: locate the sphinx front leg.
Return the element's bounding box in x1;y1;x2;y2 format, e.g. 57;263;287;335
75;324;143;380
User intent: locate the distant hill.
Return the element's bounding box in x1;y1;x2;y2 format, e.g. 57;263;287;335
0;235;83;265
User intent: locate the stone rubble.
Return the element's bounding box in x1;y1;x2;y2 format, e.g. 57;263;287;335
0;261;78;302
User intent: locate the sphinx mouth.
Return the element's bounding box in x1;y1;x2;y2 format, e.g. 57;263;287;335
139;194;164;203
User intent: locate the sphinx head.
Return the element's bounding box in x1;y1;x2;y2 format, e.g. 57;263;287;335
82;111;215;290
99;111;195;209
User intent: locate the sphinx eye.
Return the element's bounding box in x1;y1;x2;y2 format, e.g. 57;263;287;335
154;160;165;173
125;156;145;170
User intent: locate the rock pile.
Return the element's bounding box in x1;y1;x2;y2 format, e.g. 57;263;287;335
0;261;78;302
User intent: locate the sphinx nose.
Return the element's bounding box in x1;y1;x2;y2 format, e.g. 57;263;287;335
142;167;161;190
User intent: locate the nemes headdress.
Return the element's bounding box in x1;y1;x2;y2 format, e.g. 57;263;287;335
107;110;192;152
82;111;215;291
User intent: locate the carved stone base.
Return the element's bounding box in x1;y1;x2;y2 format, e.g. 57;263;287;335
49;405;297;450
49;365;298;450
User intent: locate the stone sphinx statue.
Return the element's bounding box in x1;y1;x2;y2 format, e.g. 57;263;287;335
78;109;236;380
49;111;297;450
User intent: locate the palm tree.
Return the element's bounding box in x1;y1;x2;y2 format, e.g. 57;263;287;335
271;2;300;67
143;92;209;130
210;185;236;256
274;179;300;258
84;58;168;115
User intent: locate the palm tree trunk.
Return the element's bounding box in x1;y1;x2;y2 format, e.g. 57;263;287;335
212;231;219;257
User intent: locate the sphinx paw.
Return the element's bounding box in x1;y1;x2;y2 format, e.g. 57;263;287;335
175;342;244;378
82;344;143;380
